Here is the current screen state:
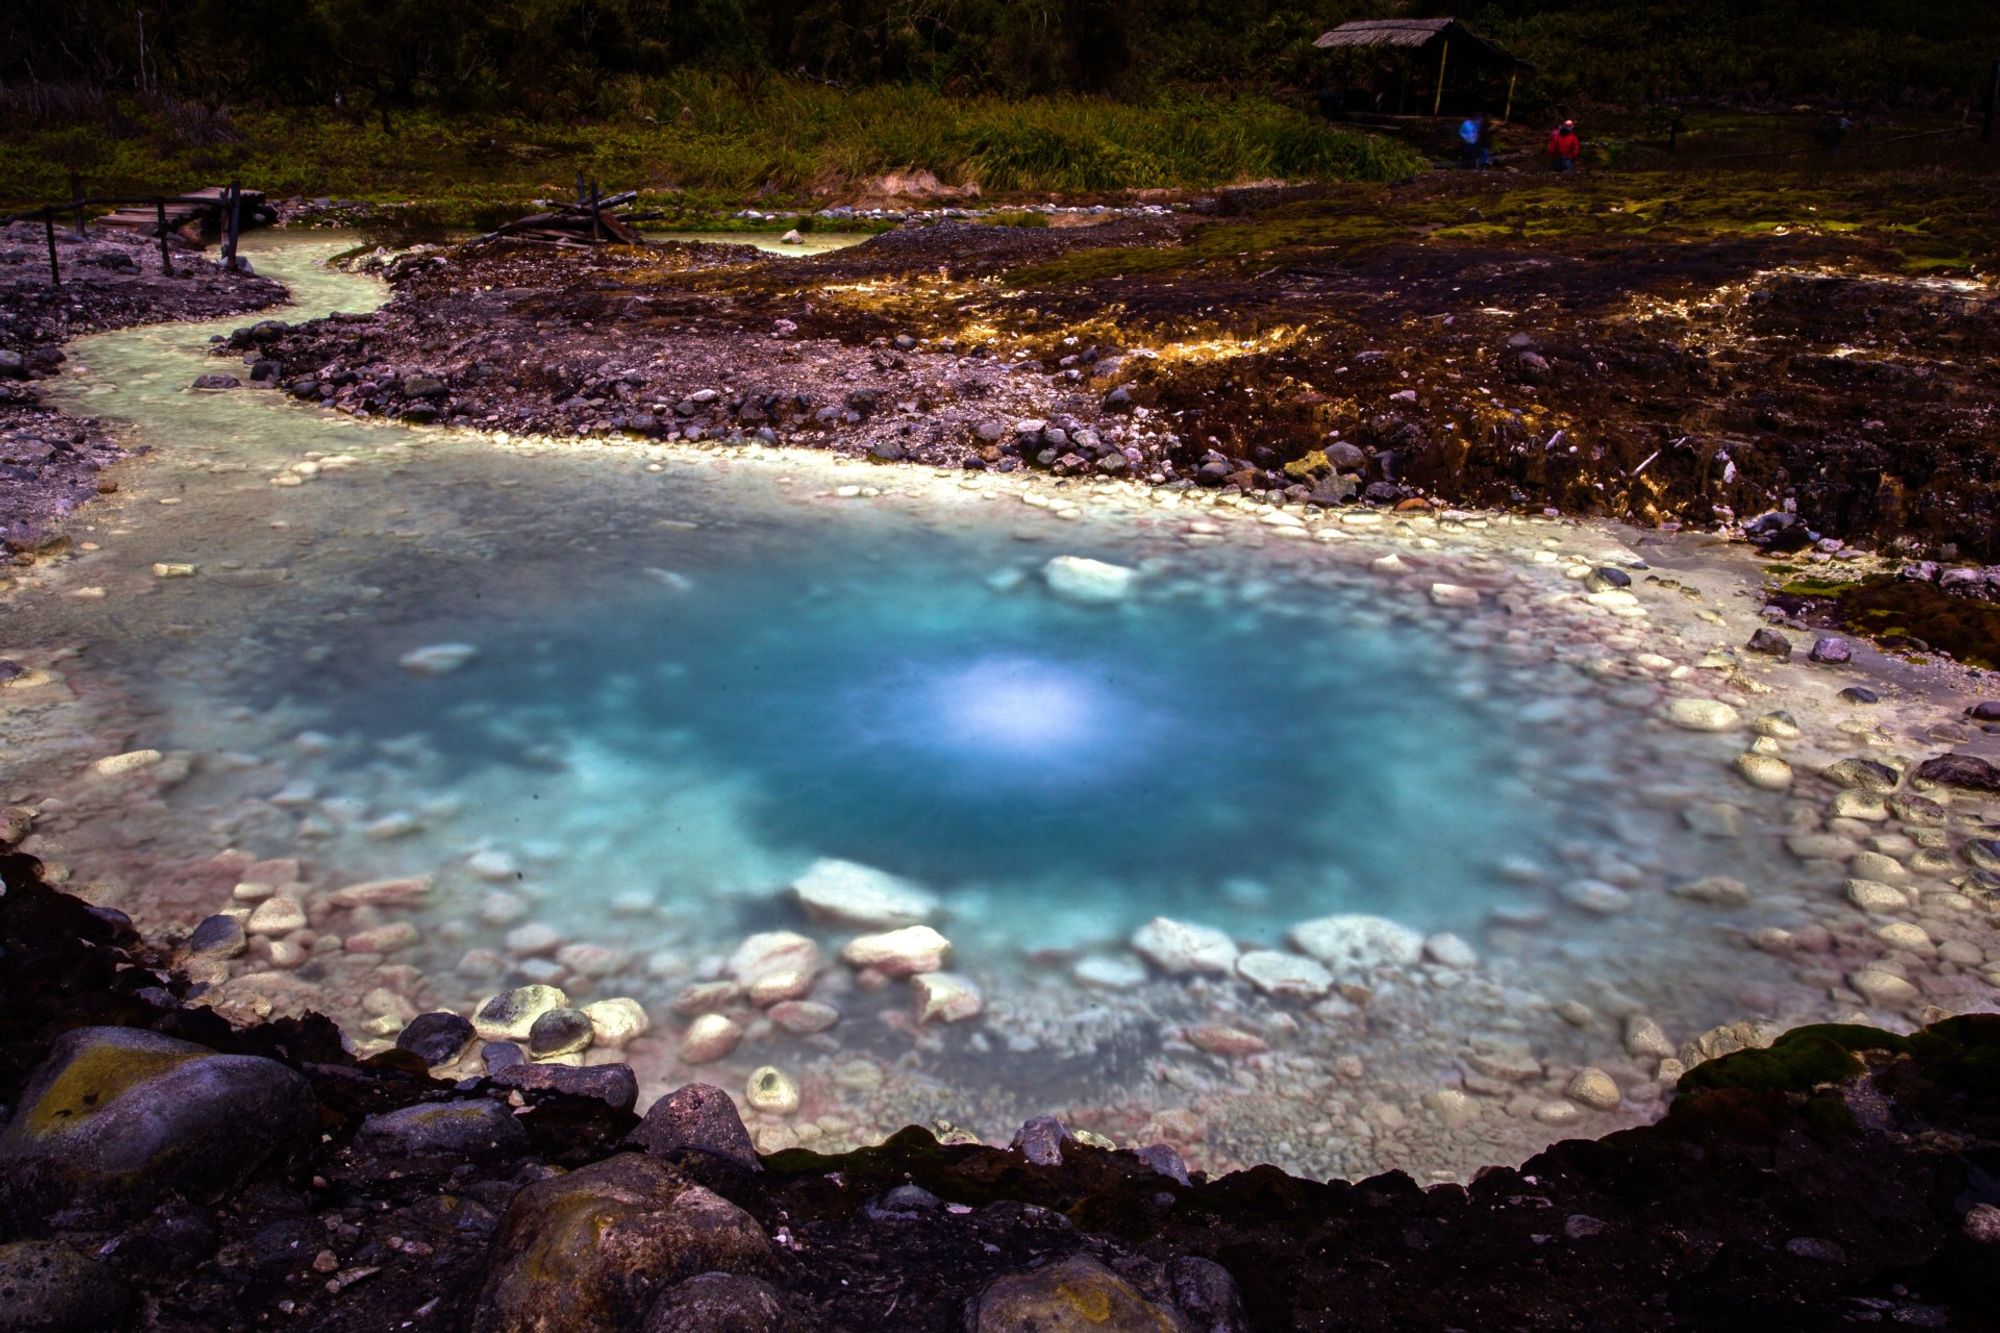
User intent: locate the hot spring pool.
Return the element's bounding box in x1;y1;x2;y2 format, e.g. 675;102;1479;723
5;234;1986;1181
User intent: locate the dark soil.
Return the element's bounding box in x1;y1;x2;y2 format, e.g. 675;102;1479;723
0;222;285;553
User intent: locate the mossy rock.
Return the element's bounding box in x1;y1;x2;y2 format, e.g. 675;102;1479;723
0;1026;318;1229
1674;1024;1908;1098
970;1253;1188;1332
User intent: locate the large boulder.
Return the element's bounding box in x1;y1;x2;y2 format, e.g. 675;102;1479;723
969;1253;1190;1332
472;1154;773;1333
0;1240;137;1332
0;1026;316;1228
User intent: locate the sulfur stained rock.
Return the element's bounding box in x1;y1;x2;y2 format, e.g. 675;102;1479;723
471;1154;773;1333
0;1026;316;1228
969;1253;1190;1332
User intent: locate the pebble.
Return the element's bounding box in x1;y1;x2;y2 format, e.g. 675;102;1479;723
745;1066;800;1115
1422;932;1479;969
91;749;162;777
1665;698;1740;731
767;1000;840;1034
1288;914;1424;974
1042;555;1137;604
1073;954;1149;990
1186;1025;1269;1057
1753;711;1801;740
1849;967;1919;1008
151;562;196;577
581;997;649;1047
397;643;478;676
1810;637;1852;664
1132;917;1239;975
1831;790;1890;821
1733;752;1793;790
1566;1066;1622;1111
1623;1015;1675;1060
1673;876;1749;907
1845;878;1911;913
1234;950;1333;1000
840;925;950;976
1824;757;1901;792
526;1007;594;1058
245;894;306;936
1533;1100;1582;1126
343;922;418;954
911;971;984;1023
1850;850;1908;883
1559;879;1632;915
1429;583;1480;608
472;984;569;1042
679;1013;744;1063
1874;922;1933;953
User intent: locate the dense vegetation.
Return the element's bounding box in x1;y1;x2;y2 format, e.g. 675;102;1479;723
3;1;1996;208
7;0;1996;117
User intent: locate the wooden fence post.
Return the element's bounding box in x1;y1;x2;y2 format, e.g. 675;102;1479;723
156;198;173;276
43;211;60;287
223;181;242;272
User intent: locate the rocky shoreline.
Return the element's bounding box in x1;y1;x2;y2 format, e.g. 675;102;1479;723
0;222;287;554
4;847;2000;1331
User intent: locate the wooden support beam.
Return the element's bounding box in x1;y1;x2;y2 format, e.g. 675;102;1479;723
223;181;242;272
1504;69;1518;122
156;199;172;277
1433;39;1450;117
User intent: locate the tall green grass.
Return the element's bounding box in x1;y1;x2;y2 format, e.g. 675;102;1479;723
0;75;1421;216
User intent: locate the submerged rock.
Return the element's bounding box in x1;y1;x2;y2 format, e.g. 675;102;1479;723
1132;916;1239;975
397;642;479;676
792;858;936;928
841;925;950;976
1042;554;1138;605
1288;914;1423;975
473;984;570;1042
1913;753;2000;793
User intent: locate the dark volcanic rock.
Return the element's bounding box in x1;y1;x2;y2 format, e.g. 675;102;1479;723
0;1025;317;1229
491;1060;640;1112
629;1083;760;1169
354;1099;529;1158
0;1239;137;1332
1746;626;1794;658
1913;753;2000;792
1810;636;1853;664
396;1010;475;1065
640;1272;805;1333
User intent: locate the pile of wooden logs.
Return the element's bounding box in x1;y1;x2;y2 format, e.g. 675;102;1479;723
470;180;661;247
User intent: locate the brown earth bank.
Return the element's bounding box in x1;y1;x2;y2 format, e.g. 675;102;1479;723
244;169;2000;566
6;844;2000;1332
0;222;286;553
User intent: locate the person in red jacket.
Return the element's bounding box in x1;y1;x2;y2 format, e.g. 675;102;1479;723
1547;119;1581;173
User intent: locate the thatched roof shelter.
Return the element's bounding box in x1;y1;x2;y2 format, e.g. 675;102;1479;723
1315;17;1531;118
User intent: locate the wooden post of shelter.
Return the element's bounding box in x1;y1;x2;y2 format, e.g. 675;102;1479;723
43;211;60;288
223;181;242;272
1503;68;1518;122
1432;39;1450;117
155;198;173;276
